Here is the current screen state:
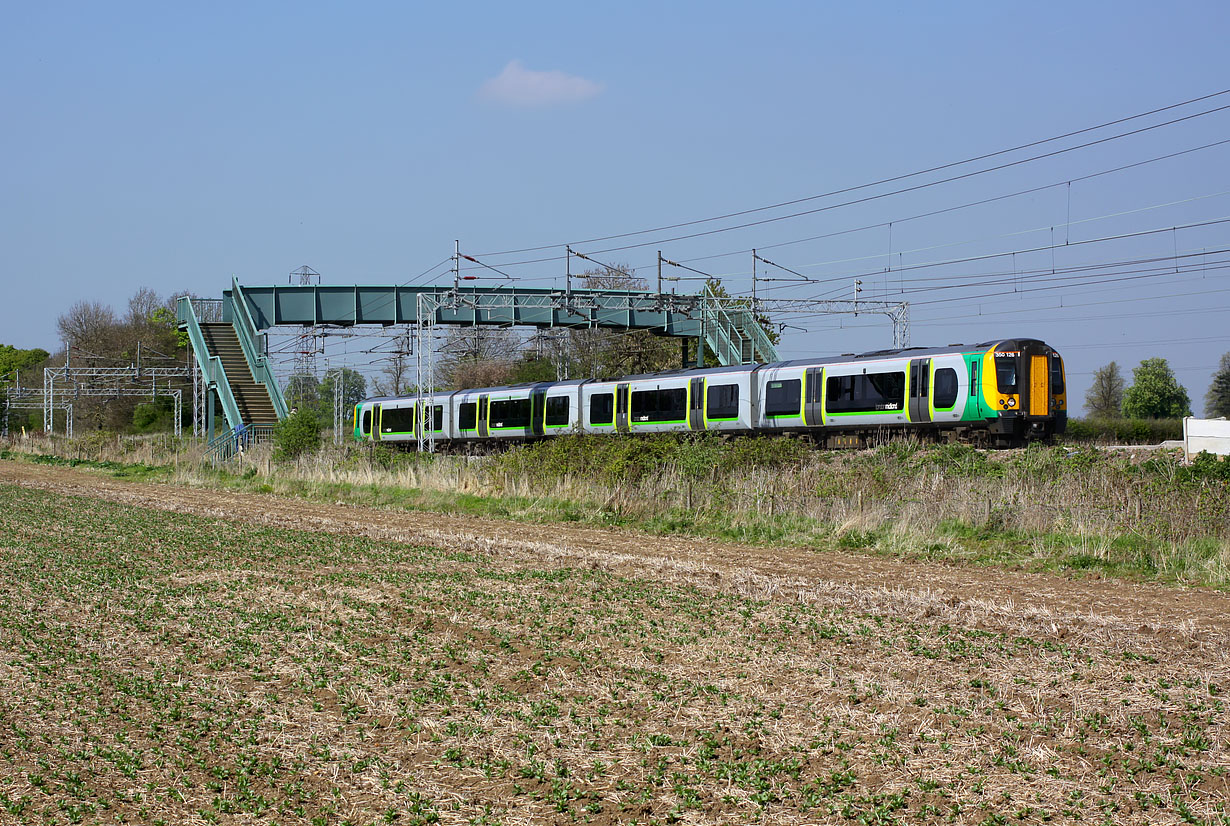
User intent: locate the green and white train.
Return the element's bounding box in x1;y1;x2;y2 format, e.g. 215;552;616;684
354;338;1067;449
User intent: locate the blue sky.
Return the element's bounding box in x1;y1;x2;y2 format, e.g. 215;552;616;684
3;1;1229;412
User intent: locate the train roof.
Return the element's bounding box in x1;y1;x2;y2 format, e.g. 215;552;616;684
773;343;981;366
770;338;1053;367
358;378;589;403
357;339;1056;403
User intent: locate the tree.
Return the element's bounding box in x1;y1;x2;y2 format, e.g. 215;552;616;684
510;354;560;384
435;326;520;389
122;287;181;359
318;368;367;424
125;287;165;328
1122;358;1191;419
43;289;191;433
284;373;321;416
371;350;413;397
1084;362;1125;418
552;267;680;378
0;344;50;383
1205;352;1230;419
0;344;51;432
57;300;118;354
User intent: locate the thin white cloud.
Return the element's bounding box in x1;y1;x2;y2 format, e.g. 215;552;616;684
478;60;602;108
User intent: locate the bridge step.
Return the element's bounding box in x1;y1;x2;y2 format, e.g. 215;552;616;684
199;324;279;425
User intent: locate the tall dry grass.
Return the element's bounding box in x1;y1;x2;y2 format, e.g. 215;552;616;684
6;430;1229;584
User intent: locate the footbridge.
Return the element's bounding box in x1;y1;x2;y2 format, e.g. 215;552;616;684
177;278;783;440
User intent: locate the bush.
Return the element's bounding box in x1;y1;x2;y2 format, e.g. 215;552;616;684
131;397;174;433
273;410;321;460
923;442;1001;477
1180;451;1230;482
1065;417;1182;444
491;433;810;486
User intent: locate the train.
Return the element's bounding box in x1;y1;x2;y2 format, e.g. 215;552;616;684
352;338;1067;449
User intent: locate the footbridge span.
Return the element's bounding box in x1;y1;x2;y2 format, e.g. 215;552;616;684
177;278;785;441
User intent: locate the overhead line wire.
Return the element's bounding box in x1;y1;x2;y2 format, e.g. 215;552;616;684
515;137;1230;281
750;216;1230;294
911;260;1230;307
780;258;1230;327
788;246;1230;299
787;254;1230;309
745;185;1230;278
474;88;1230;257
468;104;1230;267
459;136;1230;279
799;280;1230;331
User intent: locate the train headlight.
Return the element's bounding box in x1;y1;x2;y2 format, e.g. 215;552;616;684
1007;398;1017;408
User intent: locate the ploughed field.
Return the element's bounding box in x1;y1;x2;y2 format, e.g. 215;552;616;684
1;462;1228;825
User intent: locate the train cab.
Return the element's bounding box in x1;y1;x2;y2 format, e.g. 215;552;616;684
983;339;1067;445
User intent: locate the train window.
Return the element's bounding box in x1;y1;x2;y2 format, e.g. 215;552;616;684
428;405;444;432
381;406;416;434
545;396;569;426
631;388;687;423
360;409;371;436
824;372;905;414
933;368;958;409
631;390;652;421
458;402;478;431
489;398;531;428
590;393;614;425
765;379;802;417
996;358;1018;394
1050;358;1065;394
663;388;686;420
970;362;979;397
706;383;739;420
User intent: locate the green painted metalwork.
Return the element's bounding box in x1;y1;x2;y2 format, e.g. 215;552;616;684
224;282;782;368
205;424;275;466
228;278;288;420
228;284;705;334
699;283;779;365
176;297;243;432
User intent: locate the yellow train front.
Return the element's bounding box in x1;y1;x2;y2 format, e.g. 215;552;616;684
978;338;1067;446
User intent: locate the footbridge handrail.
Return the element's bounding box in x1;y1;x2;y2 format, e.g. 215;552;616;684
229;277;288;420
205;423;277;466
176;296;242;430
700;284;779;364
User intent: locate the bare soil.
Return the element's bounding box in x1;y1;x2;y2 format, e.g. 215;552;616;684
4;460;1228;644
2;459;1229;825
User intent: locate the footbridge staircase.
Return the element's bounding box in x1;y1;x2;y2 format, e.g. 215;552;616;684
177;278;288;453
698;283;778;366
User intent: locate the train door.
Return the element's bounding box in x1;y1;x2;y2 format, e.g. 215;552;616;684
478;394;489;438
372;404;383;440
530;388;546;438
803;367;824;426
908;358;932;423
688;377;705;430
415;400;427;437
1022;343;1051;418
615;383;630;433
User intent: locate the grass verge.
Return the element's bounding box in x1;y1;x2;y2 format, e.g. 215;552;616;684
4;433;1230;589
